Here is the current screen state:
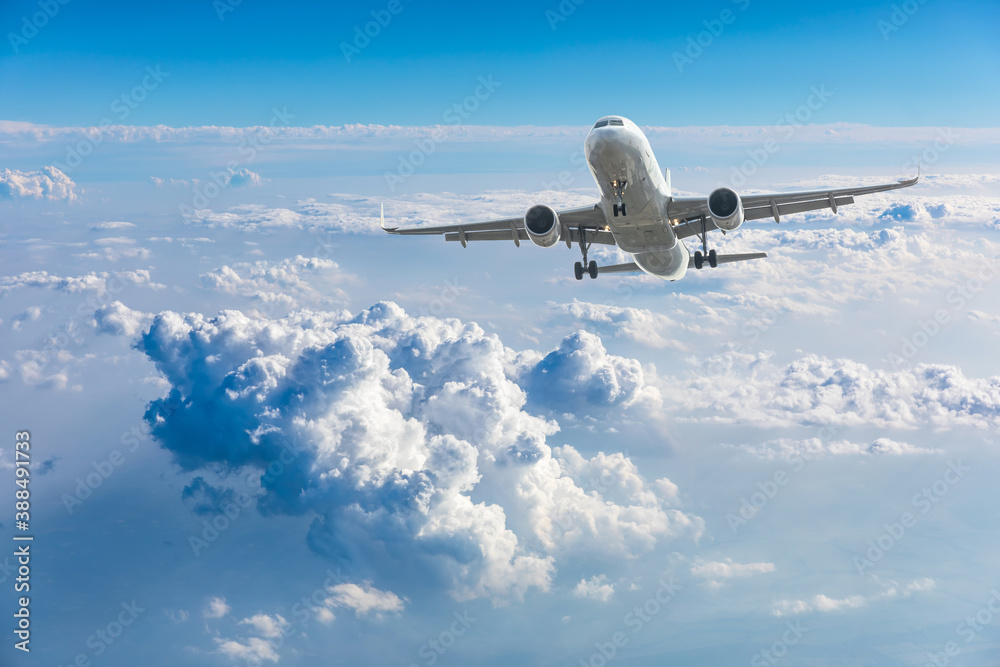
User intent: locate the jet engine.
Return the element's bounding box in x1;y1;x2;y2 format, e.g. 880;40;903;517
524;204;562;248
707;187;744;232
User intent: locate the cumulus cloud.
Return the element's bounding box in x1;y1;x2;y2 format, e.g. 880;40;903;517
572;575;615;602
771;577;934;616
0;269;163;296
214;637;279;664
664;350;1000;430
690;558;775;588
132;302;700;604
94;300;153;338
240;613;289;639
513;330;662;413
199;255;349;309
0;166;77;201
228;168;265;188
549;300;702;350
325;582;405;618
152;168;265;190
203;596;231;619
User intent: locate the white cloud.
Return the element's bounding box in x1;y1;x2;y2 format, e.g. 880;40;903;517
229;168;264;188
732;437;939;459
572;575;615;602
130;302;700;604
94;301;152;338
690;558;775;588
203;596;231;619
549;300;704;350
240;613;288;639
199;255;349;308
771;577;934;616
12;305;43;330
0;166;77;201
152;168;265;190
663;350;1000;430
4;120;999;148
90;221;136;230
325;582;405;618
214;637;279;664
0;269;163;296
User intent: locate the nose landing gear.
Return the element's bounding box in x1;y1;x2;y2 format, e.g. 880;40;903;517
611;180;628;217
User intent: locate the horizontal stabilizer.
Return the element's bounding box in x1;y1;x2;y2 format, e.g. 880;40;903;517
689;251;768;268
596;262;642;274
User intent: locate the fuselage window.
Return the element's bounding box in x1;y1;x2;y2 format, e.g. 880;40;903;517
608;119;624;126
594;120;609;128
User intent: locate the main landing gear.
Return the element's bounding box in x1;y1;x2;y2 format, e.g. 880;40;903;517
573;228;598;280
611;180;628;217
692;216;718;270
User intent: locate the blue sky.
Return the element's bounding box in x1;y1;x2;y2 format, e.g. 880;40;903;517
3;2;1000;667
2;0;999;127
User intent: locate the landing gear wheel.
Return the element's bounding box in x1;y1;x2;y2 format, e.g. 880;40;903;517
708;249;718;268
588;260;598;279
574;262;584;280
620;203;627;216
613;204;619;217
694;250;704;270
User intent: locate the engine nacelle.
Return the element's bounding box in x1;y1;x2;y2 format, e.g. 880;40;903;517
707;187;744;232
524;204;562;248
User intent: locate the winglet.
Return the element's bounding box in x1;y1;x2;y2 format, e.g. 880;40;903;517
380;202;397;232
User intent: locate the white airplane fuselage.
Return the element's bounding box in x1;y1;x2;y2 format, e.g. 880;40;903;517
584;116;689;280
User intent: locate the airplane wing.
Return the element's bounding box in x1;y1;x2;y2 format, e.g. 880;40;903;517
669;174;919;241
380;203;616;247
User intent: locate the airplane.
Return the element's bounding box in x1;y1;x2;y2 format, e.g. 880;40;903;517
381;115;918;281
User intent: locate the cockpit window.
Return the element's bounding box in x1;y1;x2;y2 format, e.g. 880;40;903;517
608;119;624;126
594;120;608;128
